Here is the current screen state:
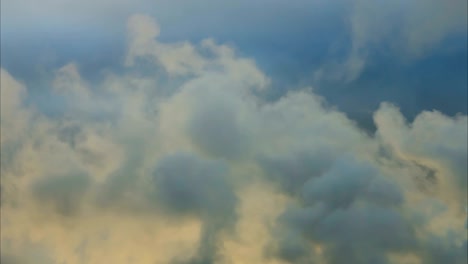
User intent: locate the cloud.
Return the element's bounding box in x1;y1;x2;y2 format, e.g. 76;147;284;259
316;0;468;82
152;152;237;263
3;0;465;132
1;14;466;264
0;69;30;145
270;157;415;263
375;103;468;204
32;172;91;216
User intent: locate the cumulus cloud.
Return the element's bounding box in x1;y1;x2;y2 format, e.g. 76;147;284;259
152;152;237;263
1;14;466;264
270;157;415;263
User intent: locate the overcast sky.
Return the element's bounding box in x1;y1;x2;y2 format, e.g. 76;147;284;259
1;1;467;264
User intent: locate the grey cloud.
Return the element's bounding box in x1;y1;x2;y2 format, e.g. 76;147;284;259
258;148;334;195
95;137;149;211
317;206;416;250
301;158;374;208
153;152;238;263
278;205;416;264
0;141;23;179
363;175;404;207
412;162;438;194
189;98;247;160
56;122;83;149
265;103;467;263
420;234;468;264
266;229;315;264
269;157;415;263
301;157;403;208
153;152;235;217
32;172;91;216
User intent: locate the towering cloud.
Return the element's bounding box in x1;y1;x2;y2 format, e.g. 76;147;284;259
0;14;466;264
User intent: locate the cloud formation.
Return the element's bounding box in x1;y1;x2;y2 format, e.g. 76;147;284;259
3;0;466;132
1;14;466;264
315;0;468;82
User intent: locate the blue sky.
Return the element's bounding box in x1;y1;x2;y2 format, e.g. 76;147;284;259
3;0;466;127
1;1;467;263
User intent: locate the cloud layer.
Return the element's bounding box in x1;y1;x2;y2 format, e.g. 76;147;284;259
1;14;467;264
